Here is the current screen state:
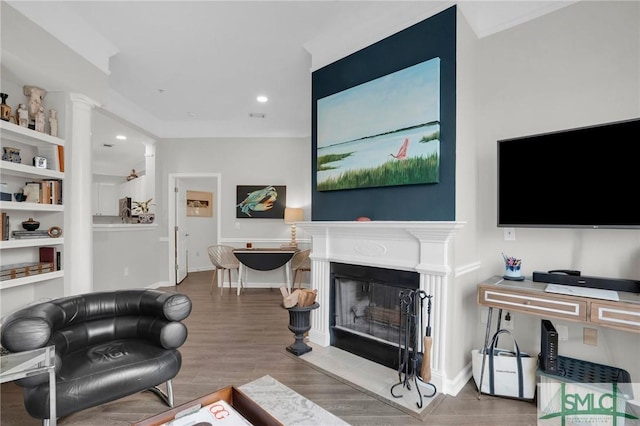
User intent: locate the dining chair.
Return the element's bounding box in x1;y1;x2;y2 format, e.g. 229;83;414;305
207;245;243;296
290;249;311;289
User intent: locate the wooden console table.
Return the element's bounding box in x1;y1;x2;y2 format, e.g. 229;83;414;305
476;276;640;397
478;275;640;335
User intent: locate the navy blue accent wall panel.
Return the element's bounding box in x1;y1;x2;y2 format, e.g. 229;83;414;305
311;6;456;221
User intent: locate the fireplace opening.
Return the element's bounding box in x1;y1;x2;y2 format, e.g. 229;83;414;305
330;262;420;371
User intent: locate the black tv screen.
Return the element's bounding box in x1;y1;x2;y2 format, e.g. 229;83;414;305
497;118;640;229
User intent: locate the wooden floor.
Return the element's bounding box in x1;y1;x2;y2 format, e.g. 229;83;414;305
0;271;537;425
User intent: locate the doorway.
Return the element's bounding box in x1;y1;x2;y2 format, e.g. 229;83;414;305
168;173;221;285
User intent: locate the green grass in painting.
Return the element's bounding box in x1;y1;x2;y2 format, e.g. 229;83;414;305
317;153;439;191
317;152;354;171
420;131;439;143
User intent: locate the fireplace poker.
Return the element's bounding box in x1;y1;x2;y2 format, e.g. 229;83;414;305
417;294;437;402
420;294;433;382
391;290;414;398
414;290;427;377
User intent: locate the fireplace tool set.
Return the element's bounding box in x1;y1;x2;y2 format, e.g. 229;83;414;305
390;289;437;408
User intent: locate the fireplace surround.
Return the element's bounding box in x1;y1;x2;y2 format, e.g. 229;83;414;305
296;221;464;395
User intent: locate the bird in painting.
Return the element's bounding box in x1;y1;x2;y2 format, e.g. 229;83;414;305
389;138;409;160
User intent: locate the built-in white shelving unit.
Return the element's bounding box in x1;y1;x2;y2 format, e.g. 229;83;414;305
1;120;65;290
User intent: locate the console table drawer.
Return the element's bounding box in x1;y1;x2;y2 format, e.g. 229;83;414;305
590;301;640;333
478;287;587;322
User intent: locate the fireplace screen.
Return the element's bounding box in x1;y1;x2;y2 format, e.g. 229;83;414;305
334;278;404;345
330;263;420;369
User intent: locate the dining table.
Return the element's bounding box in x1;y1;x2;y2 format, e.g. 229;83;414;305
232;247;298;295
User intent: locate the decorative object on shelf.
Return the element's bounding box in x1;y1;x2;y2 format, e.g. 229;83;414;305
35;106;45;133
2;147;21;163
23;85;46;129
17;103;28;127
502;253;523;280
355;216;371;221
1;183;11;201
138;213;155;224
13;192;26;202
284;301;319;356
119;197;132;223
33;156;47;168
21;217;40;231
22;183;40;203
12;229;49;239
48;226;62;238
284;207;303;248
49;109;58;137
126;169;138;181
0;93;12;121
133;198;155;224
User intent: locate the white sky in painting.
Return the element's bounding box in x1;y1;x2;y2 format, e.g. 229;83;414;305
317;57;440;148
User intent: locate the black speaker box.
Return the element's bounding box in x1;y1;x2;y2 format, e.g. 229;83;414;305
540;320;558;374
532;271;640;294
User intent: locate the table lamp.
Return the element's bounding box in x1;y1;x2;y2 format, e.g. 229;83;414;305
284;207;304;248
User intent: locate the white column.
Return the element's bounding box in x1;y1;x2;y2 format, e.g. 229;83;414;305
65;93;99;296
308;256;331;346
143;142;156;200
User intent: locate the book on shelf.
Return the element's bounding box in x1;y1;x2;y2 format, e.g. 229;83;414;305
0;262;54;281
39;246;58;271
23;180;62;205
58;145;65;173
1;213;8;241
11;230;50;239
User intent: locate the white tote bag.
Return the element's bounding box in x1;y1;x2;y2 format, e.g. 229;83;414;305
472;329;537;400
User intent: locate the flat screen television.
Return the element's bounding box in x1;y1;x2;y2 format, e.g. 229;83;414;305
497;118;640;229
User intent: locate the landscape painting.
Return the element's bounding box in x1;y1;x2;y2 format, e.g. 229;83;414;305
316;57;441;191
236;185;286;219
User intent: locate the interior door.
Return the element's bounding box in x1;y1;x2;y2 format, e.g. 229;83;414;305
175;180;188;284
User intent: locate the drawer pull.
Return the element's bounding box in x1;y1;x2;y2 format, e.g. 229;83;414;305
524;300;531;305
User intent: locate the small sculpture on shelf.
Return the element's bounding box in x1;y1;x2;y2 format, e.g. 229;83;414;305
22;184;39;203
126;169;138;181
23;85;46;129
35;106;46;133
17;103;28;127
49;109;58;137
0;93;12;121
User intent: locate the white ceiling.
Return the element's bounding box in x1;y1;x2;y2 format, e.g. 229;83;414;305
8;0;576;171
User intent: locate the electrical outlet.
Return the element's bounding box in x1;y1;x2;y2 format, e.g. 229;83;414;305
124;267;129;277
503;312;514;330
557;325;568;341
234;222;240;229
504;228;516;241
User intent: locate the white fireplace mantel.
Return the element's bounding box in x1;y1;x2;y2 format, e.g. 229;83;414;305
296;220;465;394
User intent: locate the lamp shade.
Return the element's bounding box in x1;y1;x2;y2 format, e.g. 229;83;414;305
284;207;303;224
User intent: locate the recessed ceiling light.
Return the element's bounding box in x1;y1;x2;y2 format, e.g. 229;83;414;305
116;135;127;140
257;95;268;103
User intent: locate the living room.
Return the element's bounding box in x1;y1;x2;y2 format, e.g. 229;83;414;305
1;0;639;423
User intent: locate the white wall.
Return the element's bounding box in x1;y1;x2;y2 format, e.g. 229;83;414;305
156;136;312;287
475;1;640;380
